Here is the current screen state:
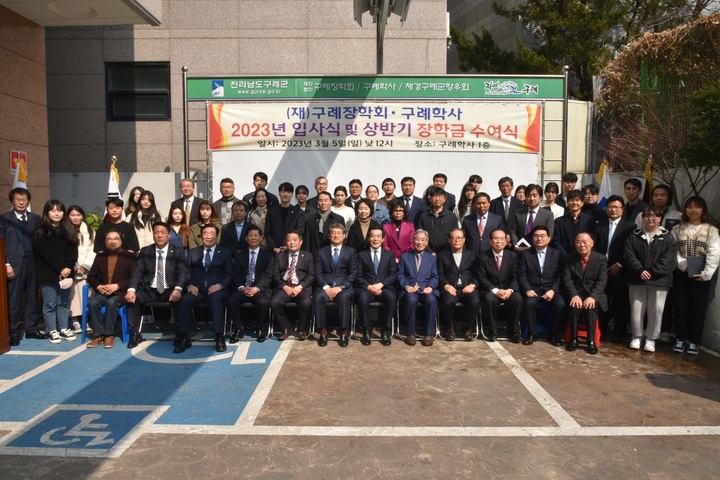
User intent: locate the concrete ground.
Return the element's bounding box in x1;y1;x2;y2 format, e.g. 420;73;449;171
1;331;719;479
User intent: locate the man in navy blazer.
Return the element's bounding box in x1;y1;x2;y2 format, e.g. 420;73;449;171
0;188;42;345
489;176;523;231
355;227;397;346
552;190;595;254
176;224;233;353
399;176;426;225
463;192;504;255
477;229;523;342
226;224;274;343
511;184;555;250
264;182;306;253
437;229;480;341
170;178;202;226
561;233;608;354
314;223;357;347
517;225;566;346
125;222;189;348
220;200;249;252
398;229;439;346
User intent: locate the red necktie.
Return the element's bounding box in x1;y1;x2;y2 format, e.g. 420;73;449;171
478;215;485;238
496;254;502;271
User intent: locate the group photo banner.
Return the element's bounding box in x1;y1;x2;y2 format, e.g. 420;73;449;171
207;102;542;153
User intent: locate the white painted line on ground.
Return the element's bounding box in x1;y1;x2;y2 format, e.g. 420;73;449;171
0;344;87;395
2;350;64;356
145;424;720;437
234;339;294;427
487;341;580;429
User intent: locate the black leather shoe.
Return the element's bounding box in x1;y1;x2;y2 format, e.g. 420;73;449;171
278;329;288;341
318;334;328;347
25;331;48;340
405;334;416;346
215;334;227;352
361;330;371;346
127;332;143;349
173;334;191;353
566;338;578;352
173;332;180;347
298;331;308;341
445;329;455;341
522;334;535;345
338;334;349;347
587;341;598;355
229;329;243;344
380;329;392;346
485;331;497;342
10;336;20;346
549;334;563;347
256;329;267;343
421;335;434;347
511;333;521;344
465;329;475;342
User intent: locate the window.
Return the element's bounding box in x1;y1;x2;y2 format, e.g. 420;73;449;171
106;62;170;121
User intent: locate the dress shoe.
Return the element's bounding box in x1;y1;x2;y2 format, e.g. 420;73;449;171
485;331;496;342
566;338;578;352
361;330;371;346
127;332;143;349
405;334;416;346
229;329;243;344
278;329;288;341
465;329;475;342
298;331;308;341
380;329;392;346
445;329;455;341
549;334;563;347
86;335;104;348
215;334;227;352
522;334;535;345
338;334;349;347
587;341;598;355
173;334;191;353
256;329;267;343
511;333;521;344
421;335;434;347
10;336;20;347
318;334;328;347
25;331;48;340
173;332;180;347
103;336;115;349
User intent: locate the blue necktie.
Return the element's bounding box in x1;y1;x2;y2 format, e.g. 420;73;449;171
204;248;211;271
333;247;339;271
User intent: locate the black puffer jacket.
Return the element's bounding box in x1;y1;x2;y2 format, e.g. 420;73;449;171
622;226;677;287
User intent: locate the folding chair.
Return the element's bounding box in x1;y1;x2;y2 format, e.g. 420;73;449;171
351;301;396;342
438;301;480;341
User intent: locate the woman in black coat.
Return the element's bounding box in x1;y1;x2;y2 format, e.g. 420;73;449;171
346;199;380;252
32;200;79;344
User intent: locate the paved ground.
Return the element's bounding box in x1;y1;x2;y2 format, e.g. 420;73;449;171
1;330;719;479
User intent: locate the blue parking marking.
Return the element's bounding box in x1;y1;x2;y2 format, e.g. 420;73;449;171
0;354;57;380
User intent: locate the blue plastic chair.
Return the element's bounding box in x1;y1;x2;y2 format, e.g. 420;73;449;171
80;284;130;344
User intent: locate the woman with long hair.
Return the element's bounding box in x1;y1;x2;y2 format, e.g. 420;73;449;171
189;200;223;249
124;186;145;218
32;200;79;344
347;199;381;251
514;185;527;205
454;182;477;225
66;205;96;333
671;196;719;355
330;185;356;227
382;201;415;262
129;190;162;249
167;205;191;253
248;188;269;248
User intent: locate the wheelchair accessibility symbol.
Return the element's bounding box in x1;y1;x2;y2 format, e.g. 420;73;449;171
0;405;169;457
131;337;267;365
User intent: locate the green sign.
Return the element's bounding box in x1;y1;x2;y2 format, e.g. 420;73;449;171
187;76;564;101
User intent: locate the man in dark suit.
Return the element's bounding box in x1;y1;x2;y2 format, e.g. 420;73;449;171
555;172;578;208
226;224;274;343
511;184;555;250
355;226;397;346
477;229;523;342
433;173;456;213
398;229;439;346
303;191;345;254
85;229;137;348
1;187;42;345
344;179;364;209
552;190;595;254
306;176;328;211
265;182;306;253
463;192;504;255
269;230;314;340
314;223;357;347
517;225;566;346
175;224;233;353
591;194;635;342
417;187;458;254
489;176;523;231
437;228;480;341
170;178;202;226
220;200;249;252
561;233;608;354
241;171;279;207
125;222;189;348
399;176;426;225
